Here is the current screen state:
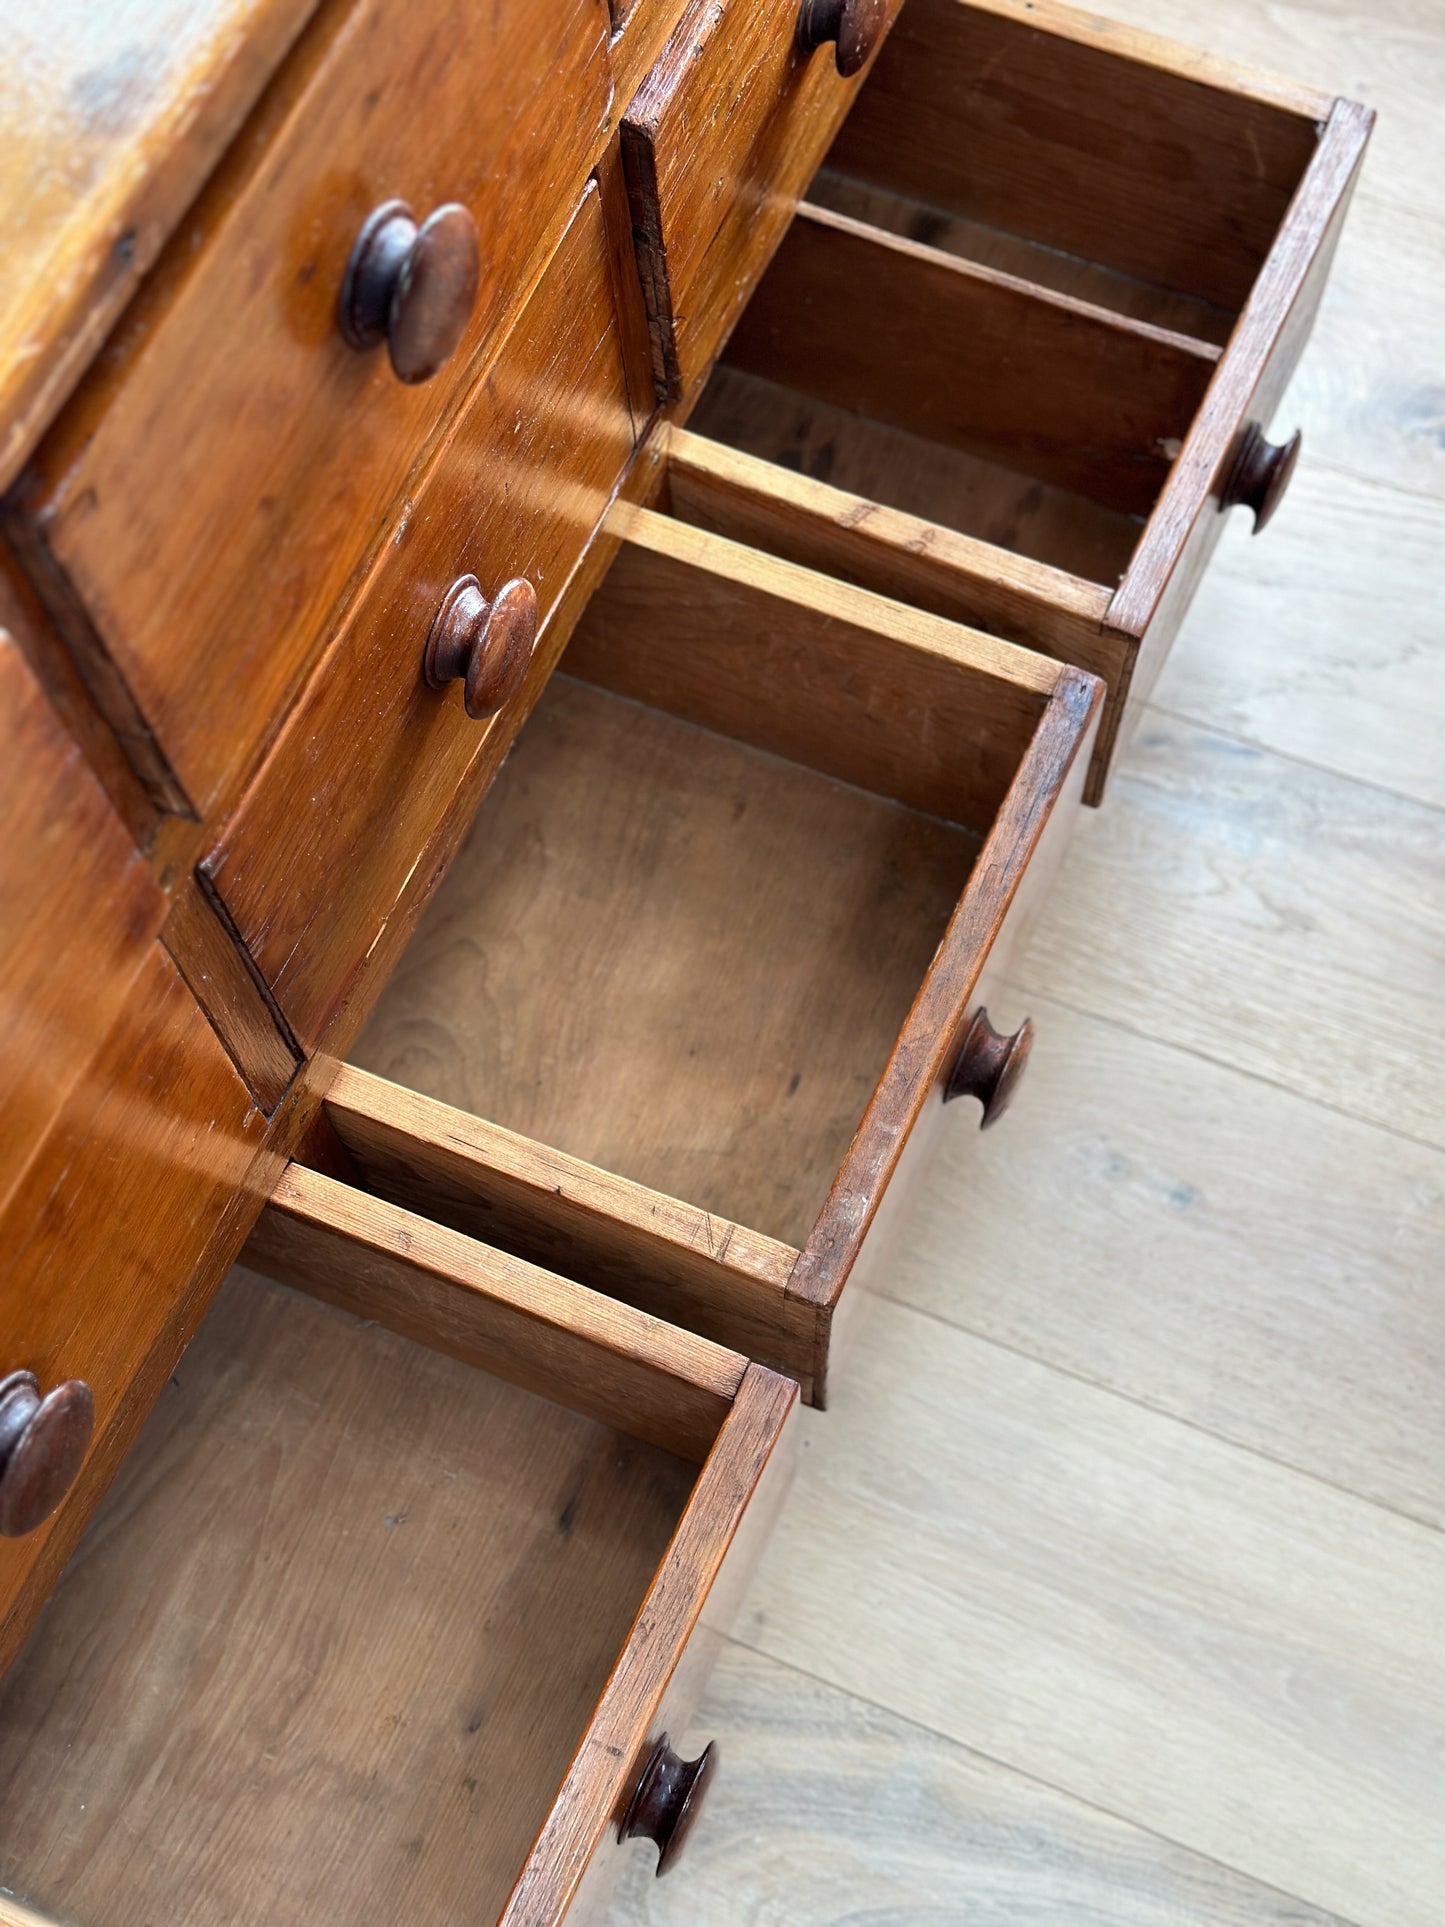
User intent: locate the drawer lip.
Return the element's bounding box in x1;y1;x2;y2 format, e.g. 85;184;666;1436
1107;94;1375;641
788;662;1100;1316
501;1362;798;1921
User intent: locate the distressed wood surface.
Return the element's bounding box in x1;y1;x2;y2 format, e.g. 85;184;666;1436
246;1163;746;1463
608;1643;1358;1926
320;1065;818;1393
0;1270;701;1926
0;0;322;489
621;0;898;400
734;1304;1445;1927
7;0;612;819
204;185;635;1053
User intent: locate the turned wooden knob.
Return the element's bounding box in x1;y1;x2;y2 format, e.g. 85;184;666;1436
620;1735;717;1875
1219;421;1301;533
339;200;480;384
943;1007;1034;1127
423;575;538;719
797;0;888;75
0;1371;94;1538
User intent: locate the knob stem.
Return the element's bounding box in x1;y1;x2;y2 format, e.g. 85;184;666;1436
943;1007;1034;1127
621;1735;717;1876
797;0;887;75
0;1371;95;1538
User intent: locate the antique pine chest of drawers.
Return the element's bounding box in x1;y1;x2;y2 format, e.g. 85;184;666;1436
0;0;1369;1917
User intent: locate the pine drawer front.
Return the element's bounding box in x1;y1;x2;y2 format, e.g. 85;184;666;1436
621;0;902;408
0;1180;797;1925
342;499;1101;1403
201;184;636;1057
689;0;1372;801
0;944;266;1667
3;0;613;824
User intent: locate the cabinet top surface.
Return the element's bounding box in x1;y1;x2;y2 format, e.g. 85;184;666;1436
0;0;319;490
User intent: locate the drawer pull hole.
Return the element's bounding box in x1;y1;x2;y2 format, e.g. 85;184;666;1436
0;1372;95;1537
944;1007;1034;1127
621;1733;717;1875
339;200;480;384
424;574;539;720
1220;422;1302;533
796;0;887;76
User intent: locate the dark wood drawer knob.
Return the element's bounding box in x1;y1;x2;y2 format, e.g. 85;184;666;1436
339;200;480;384
620;1734;717;1875
1220;421;1302;533
423;575;539;720
943;1007;1034;1127
797;0;888;75
0;1371;95;1538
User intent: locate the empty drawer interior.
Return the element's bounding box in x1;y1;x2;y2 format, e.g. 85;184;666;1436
0;1262;717;1924
349;515;1055;1256
694;0;1323;592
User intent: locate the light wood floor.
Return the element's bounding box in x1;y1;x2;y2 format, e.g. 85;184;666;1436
609;4;1445;1920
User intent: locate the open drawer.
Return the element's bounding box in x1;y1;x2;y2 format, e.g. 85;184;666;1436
0;1182;796;1925
336;493;1100;1402
683;0;1373;800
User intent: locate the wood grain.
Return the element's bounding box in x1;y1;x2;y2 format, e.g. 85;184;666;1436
824;0;1328;310
162;874;300;1112
7;0;612;817
575;504;1057;828
660;426;1127;795
501;1365;798;1923
735;1300;1445;1927
204;184;635;1052
352;673;981;1248
1013;711;1445;1152
723;204;1220;519
893;991;1445;1528
321;1065;818;1394
0;0;322;490
0;945;266;1657
807;168;1238;343
0;633;164;1221
621;0;899;400
606;1643;1359;1926
691;363;1144;584
1152;458;1445;812
0;1269;701;1926
246;1164;746;1463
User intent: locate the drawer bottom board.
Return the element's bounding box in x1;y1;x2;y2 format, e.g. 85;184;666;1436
0;1271;696;1925
351;673;981;1251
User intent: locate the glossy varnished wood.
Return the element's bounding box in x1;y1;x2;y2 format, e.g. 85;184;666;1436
204;185;636;1052
621;0;899;402
0;0;322;489
0;635;165;1220
0;946;266;1662
6;0;613;818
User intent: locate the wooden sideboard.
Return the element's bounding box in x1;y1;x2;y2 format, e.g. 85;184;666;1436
0;0;1370;1917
